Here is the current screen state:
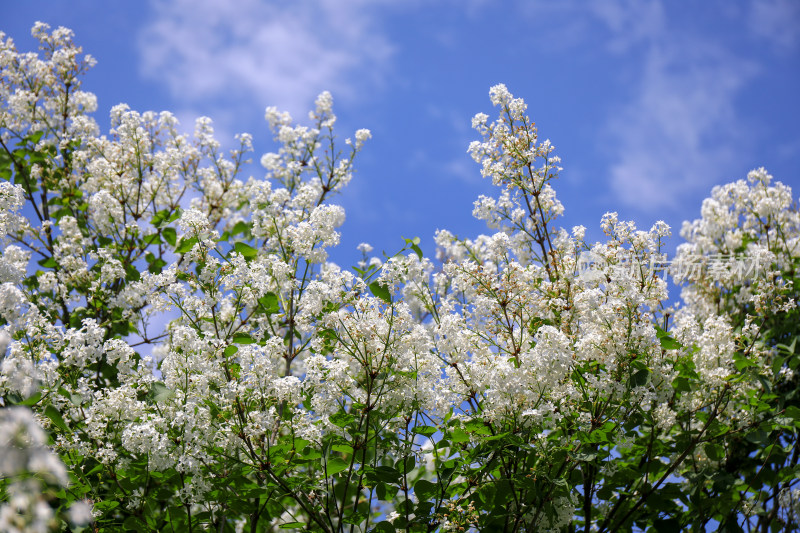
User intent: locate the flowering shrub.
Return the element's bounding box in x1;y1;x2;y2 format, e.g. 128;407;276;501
1;22;799;532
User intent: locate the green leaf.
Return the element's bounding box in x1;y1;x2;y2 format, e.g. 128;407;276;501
290;438;310;451
704;443;725;462
279;523;306;529
371;521;396;532
123;516;147;531
44;405;69;432
125;264;141;282
234;242;258;259
302;447;322;460
771;355;786;379
369;281;392;304
16;391;42;406
162;227;177;246
151;208;180;228
574;451;598;462
375;481;387;501
38;257;58;269
784;405;800;423
734;352;756;371
145;252;167;274
232;332;255;344
414;479;437;501
629;368;649;388
231;221;250;236
397;456;415;474
58;387;83;406
746;430;769;445
332;444;354;454
28;151;47;164
413;425;437;437
224;345;239;357
403;236;423;259
659;335;681;350
93;500;120;512
326;456;349;476
148;382;174;404
450;427;469;443
330;412;355;428
175;236;198;254
465;419;491;435
143;233;162;245
151;210;168;227
673;376;691;393
259;292;280;314
653;518;681;532
367;466;400;485
343;512;369;526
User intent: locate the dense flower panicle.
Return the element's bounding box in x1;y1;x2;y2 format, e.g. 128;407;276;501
0;182;25;245
674;170;798;351
669;167;800;447
0;23;97;167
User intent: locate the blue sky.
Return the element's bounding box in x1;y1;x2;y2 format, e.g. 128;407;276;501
4;0;800;267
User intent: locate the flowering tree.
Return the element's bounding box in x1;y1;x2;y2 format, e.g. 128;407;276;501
1;23;798;532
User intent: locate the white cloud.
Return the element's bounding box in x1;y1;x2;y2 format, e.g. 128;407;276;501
606;41;757;209
586;0;665;53
517;1;766;211
748;0;800;51
540;0;758;211
137;0;787;214
515;0;664;53
138;0;394;118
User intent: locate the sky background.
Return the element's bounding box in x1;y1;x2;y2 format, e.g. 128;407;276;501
4;0;800;273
